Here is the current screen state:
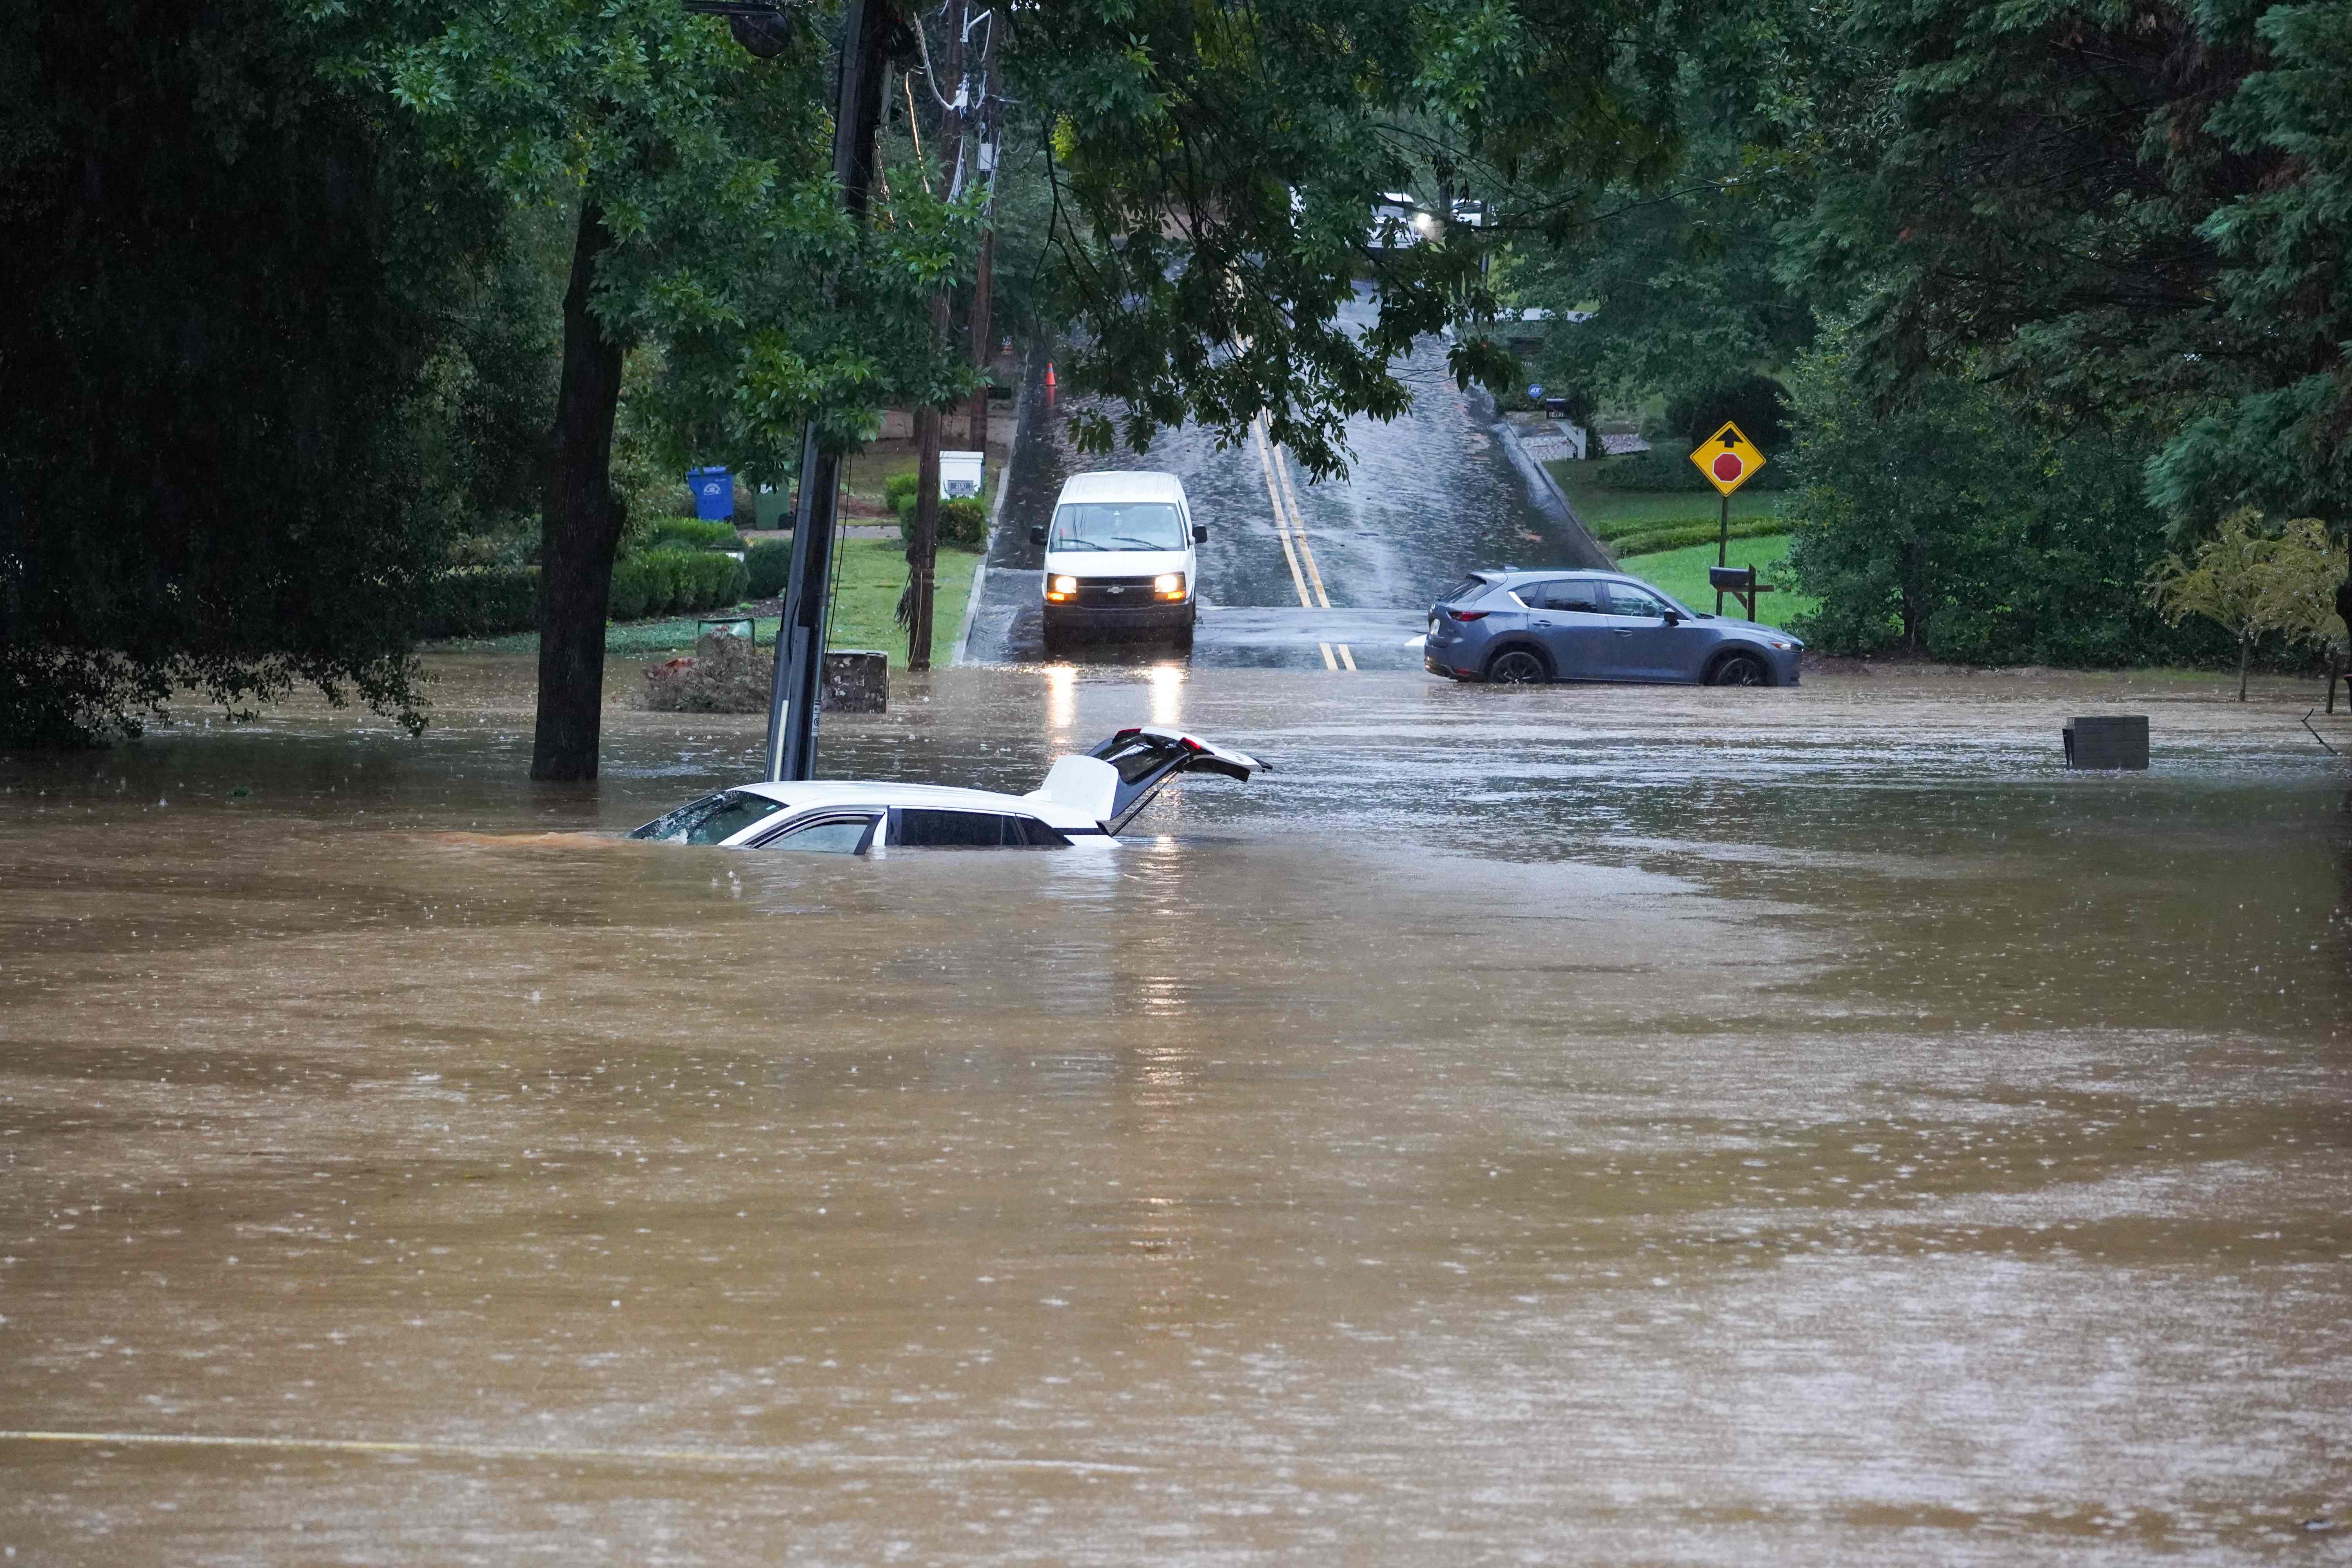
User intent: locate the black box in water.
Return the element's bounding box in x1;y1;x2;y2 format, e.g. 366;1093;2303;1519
2064;715;2148;770
822;649;888;713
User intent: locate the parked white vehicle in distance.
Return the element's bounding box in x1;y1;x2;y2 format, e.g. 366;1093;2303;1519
1028;470;1205;653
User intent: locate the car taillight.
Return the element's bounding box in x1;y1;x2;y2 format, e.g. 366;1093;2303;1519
1446;609;1490;622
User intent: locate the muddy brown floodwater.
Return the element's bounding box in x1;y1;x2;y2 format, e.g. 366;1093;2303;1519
3;657;2350;1564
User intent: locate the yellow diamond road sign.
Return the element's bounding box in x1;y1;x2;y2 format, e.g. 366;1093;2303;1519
1690;420;1766;496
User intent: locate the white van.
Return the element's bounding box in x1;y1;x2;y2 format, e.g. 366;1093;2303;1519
1029;470;1205;652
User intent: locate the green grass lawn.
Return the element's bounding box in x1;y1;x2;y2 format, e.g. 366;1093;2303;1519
1545;457;1787;539
1611;534;1816;631
434;540;985;668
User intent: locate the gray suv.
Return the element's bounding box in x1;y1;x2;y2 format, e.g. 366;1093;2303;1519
1425;569;1802;687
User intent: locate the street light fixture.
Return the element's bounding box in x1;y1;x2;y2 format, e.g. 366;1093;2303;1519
679;0;805;59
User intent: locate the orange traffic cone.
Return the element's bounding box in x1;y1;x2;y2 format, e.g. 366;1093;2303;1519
1045;361;1056;389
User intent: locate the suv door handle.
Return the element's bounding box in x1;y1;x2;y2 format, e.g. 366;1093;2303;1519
1534;619;1553;627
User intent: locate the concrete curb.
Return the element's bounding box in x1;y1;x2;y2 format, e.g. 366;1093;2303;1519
1496;417;1613;570
953;366;1029;666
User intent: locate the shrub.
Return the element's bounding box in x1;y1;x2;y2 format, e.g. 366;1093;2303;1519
639;516;744;552
884;470;921;518
1612;517;1791;558
682;549;747;611
608;556;653;621
937;496;989;549
746;539;793;598
642;548;690;615
424;566;537;638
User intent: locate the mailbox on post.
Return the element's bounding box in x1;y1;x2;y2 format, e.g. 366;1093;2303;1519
1709;564;1774;620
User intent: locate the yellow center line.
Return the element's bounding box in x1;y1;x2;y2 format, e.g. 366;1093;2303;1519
1251;417;1336;670
1252;418;1357;671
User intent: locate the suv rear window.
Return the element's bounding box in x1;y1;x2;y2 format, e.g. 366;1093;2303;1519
1438;574;1491;604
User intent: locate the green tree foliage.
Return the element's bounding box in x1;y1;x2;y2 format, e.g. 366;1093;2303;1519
1783;336;2227;666
1013;0;1689;477
349;0;976;777
0;0;451;746
2148;510;2345;698
1786;0;2352;532
1667;375;1793;453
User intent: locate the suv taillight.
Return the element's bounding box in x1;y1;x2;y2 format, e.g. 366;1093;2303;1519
1446;608;1490;622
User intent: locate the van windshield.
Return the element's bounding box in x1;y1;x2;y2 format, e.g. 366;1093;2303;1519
1049;501;1185;552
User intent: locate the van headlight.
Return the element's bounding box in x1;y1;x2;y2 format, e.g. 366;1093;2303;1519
1048;574;1078;603
1154;572;1185;600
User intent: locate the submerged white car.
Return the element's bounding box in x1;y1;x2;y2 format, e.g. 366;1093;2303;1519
628;727;1266;852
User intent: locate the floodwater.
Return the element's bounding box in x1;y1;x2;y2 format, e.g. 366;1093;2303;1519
4;658;2350;1563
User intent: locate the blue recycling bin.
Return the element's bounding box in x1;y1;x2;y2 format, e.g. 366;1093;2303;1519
687;466;733;522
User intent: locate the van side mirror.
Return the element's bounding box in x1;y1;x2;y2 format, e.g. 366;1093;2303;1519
1028;524;1046;546
1193;524;1209;543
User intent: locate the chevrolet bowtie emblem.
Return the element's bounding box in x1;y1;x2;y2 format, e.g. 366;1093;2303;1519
1105;586;1125;595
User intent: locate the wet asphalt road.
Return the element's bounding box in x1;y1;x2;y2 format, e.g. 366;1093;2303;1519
966;299;1604;670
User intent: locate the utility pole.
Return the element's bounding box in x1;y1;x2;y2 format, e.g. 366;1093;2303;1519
966;42;1000;454
762;0;894;781
902;1;964;671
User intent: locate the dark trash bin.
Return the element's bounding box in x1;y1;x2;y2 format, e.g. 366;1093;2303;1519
687;466;732;522
2064;715;2149;770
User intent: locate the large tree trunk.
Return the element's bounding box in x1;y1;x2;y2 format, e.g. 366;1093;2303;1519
2238;633;2252;701
531;202;628;781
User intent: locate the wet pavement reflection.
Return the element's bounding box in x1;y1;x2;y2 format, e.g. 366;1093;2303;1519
3;661;2349;1562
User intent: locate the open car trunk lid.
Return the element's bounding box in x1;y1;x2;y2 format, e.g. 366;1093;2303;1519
1024;726;1268;835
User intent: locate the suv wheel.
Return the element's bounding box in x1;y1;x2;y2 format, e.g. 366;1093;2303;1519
1486;648;1549;686
1708;650;1770;686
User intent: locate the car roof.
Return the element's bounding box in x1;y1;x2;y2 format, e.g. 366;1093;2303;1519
722;780;1102;831
1055;470;1184;504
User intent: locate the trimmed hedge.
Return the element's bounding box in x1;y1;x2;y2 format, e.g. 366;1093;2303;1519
1612;517;1791;558
608;548;747;622
746;539;792;598
640;516;746;552
425;566;537;638
888;477;991;550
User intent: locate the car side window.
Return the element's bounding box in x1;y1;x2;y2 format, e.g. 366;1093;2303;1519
894;808;1023;848
757;814;878;854
1602;583;1668;617
1014;816;1072;848
1517;580;1603;612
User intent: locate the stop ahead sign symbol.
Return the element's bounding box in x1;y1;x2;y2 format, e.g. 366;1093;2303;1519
1712;451;1745;483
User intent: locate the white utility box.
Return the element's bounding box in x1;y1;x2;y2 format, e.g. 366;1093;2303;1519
939;450;985;499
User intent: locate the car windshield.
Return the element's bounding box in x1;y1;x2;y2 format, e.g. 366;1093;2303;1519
1049;501;1185;552
629;790;786;845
